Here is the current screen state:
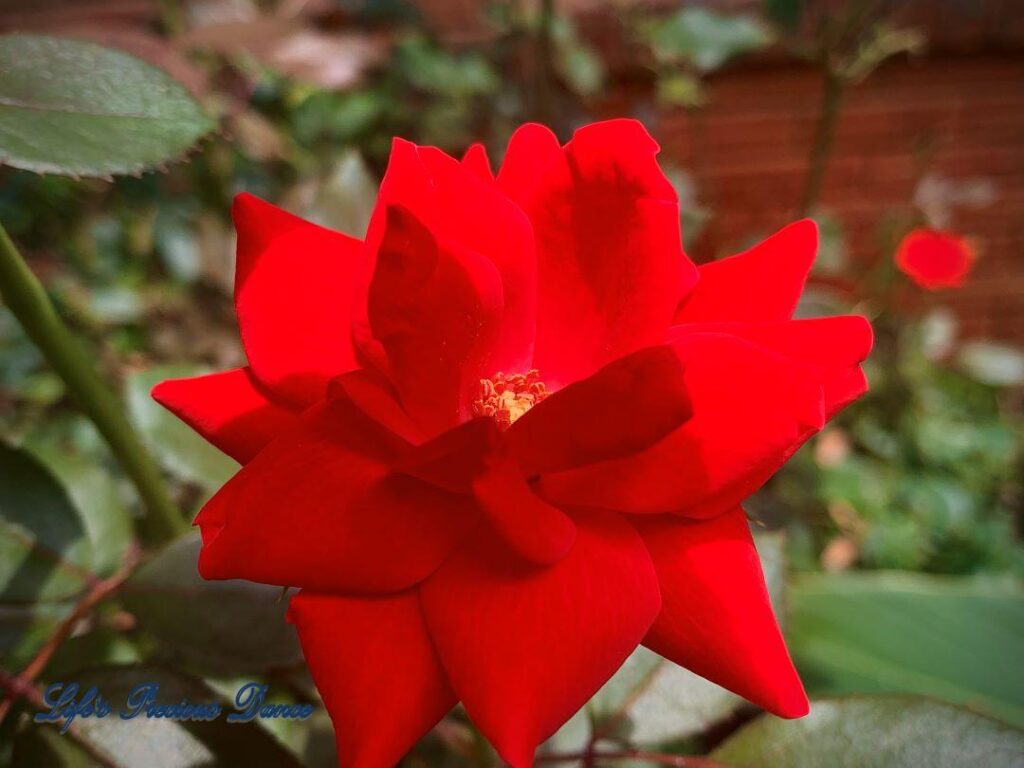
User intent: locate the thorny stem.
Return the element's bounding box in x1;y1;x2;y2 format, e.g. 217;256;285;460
0;223;186;544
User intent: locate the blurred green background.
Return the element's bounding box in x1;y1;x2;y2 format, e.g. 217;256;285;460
0;1;1022;766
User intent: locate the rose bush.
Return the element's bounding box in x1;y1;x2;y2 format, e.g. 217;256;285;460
153;119;872;767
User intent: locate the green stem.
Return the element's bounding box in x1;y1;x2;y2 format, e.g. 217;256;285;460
798;69;845;217
0;223;185;544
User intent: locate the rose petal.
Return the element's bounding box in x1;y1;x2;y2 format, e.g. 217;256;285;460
634;509;808;718
506;344;692;477
151;367;297;463
461;142;494;181
537;333;824;517
421;510;660;768
288;590;457;768
196;396;474;592
232;193;362;407
501;119;698;386
667;316;873;418
674;219;818;323
368;204;504;436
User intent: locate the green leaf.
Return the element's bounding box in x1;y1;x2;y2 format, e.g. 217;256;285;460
712;696;1024;768
788;571;1024;725
0;443;93;605
120;533;303;677
648;8;772;73
126;365;237;493
0;34;214;178
15;664;304;767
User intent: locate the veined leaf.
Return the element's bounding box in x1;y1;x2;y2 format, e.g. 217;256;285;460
0;34;214;178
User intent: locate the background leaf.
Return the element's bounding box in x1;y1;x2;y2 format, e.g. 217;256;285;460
711;696;1024;768
126;365;237;494
0;34;214;177
787;571;1024;725
120;533;303;677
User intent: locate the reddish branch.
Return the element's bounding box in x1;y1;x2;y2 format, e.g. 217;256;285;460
0;542;141;725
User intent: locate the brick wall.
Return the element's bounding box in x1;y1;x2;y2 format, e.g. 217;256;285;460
640;52;1024;342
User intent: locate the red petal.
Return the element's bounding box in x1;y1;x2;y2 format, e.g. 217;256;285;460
287;591;457;767
328;368;424;444
461;142;494;180
501;119;698;386
537;333;824;517
506;345;691;477
667;316;873;418
470;450;577;564
634;509;808;718
232;193;362;407
368;205;504;436
151;367;297;463
196;396;473;592
421;510;660;768
674;219;817;323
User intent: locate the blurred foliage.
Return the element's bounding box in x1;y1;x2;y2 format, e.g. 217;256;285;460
0;0;1021;766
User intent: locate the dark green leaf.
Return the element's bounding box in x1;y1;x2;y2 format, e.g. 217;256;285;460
712;696;1024;768
0;34;214;178
120;533;303;676
788;572;1024;725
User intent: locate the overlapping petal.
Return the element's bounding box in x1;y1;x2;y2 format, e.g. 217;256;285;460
499;119;698;385
634;509;808;718
287;591;457;768
537;333;825;518
420;510;660;768
195;395;474;592
151;367;297;463
674;219;818;324
232;193;362;407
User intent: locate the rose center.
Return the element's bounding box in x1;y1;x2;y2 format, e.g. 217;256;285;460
471;369;549;430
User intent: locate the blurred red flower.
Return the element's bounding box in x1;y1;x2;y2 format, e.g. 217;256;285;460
895;227;975;290
153;120;872;768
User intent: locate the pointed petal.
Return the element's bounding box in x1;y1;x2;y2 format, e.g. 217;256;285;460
634;509;808;718
461;142;494;180
507;345;691;477
151;367;298;464
368;205;504;436
674;219;818;323
537;333;824;517
421;511;660;768
667;316;873;417
287;591;457;768
233;193;362;407
502;119;698;385
196;396;474;592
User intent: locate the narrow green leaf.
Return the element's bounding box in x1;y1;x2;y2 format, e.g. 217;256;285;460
0;34;214;178
788;571;1024;725
712;696;1024;768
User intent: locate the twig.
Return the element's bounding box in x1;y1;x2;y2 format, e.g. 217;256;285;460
0;542;142;725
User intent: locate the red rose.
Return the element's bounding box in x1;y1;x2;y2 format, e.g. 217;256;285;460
895;227;975;290
153;120;872;768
